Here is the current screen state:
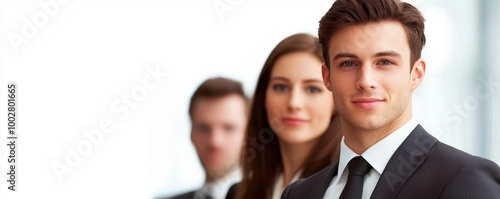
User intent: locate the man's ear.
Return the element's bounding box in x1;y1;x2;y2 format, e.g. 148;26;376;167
410;58;426;90
322;63;333;91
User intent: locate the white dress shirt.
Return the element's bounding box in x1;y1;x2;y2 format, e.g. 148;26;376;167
272;170;302;199
193;168;241;199
323;119;418;199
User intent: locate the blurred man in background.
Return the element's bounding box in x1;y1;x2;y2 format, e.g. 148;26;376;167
165;77;248;199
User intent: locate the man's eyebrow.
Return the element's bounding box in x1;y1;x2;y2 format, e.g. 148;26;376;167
332;52;358;61
373;51;401;59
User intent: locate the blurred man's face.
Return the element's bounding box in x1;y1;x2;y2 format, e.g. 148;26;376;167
191;95;247;181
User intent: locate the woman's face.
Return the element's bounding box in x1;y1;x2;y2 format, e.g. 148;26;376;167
265;51;335;145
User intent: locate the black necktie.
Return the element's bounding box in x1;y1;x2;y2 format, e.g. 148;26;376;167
203;186;214;199
340;156;372;199
204;195;213;199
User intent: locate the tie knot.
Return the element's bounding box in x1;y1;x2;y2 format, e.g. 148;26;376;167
202;186;214;199
347;156;372;176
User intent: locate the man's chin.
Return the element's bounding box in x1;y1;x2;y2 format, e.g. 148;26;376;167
205;163;238;178
347;119;386;131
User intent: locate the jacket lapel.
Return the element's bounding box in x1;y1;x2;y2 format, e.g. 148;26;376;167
309;162;339;199
370;125;438;199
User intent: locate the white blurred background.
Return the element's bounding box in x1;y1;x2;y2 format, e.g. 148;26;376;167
0;0;498;198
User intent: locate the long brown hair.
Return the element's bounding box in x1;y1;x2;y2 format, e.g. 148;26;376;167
236;33;343;199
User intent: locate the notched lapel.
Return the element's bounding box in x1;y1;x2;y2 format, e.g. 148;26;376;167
370;125;438;199
308;163;339;199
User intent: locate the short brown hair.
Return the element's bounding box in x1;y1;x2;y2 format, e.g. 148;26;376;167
319;0;426;68
189;77;247;119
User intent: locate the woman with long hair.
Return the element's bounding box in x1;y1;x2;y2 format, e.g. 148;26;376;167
228;33;343;199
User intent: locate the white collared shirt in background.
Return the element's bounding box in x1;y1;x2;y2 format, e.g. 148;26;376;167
193;168;241;199
272;170;302;199
323;119;418;199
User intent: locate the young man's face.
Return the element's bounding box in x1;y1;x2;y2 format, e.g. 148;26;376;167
190;95;246;180
322;21;425;132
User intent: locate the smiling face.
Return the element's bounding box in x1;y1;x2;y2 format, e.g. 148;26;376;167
265;51;335;145
322;21;425;134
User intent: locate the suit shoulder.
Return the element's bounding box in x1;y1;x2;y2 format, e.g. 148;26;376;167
434;141;499;168
282;163;336;199
433;142;500;198
225;183;239;199
297;163;334;186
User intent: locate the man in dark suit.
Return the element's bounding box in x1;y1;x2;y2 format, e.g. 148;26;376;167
162;77;248;199
281;0;500;198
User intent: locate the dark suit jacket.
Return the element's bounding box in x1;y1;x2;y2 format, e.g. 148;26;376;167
282;125;500;199
157;191;195;199
225;183;238;199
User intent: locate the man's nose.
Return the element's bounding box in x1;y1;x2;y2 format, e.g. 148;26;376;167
356;65;378;91
207;129;225;148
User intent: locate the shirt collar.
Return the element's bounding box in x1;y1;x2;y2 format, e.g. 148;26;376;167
272;170;303;199
335;137;360;185
362;119;417;174
196;168;241;199
334;119;418;184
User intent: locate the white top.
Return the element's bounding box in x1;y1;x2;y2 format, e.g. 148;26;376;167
323;119;418;199
272;170;302;199
193;168;241;199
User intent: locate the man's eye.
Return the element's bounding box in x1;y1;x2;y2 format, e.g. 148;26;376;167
378;60;394;65
340;61;357;67
196;125;210;132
